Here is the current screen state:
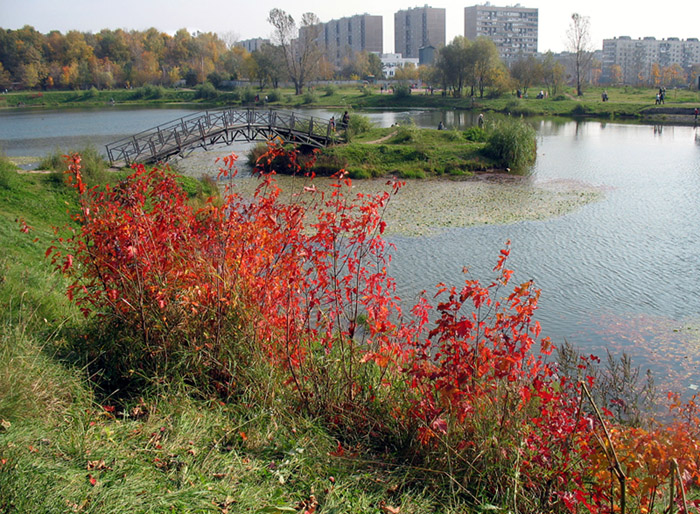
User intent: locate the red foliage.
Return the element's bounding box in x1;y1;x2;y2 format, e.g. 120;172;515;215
49;147;700;513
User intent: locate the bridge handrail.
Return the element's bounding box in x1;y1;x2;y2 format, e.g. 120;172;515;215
106;108;341;166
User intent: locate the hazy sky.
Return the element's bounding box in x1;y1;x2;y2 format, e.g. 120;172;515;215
1;0;698;53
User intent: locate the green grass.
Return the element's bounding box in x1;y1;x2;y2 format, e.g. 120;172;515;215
316;125;494;179
3;85;698;122
0;160;478;513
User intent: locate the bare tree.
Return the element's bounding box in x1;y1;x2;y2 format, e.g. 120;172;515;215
566;13;594;96
267;8;321;95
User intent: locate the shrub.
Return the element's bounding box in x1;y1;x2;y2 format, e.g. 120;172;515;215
0;154;18;189
359;85;372;97
267;89;282;102
48;147;700;512
323;84;336;97
38;145;108;185
84;86;99;99
302;91;317;104
483;118;537;172
346;113;373;140
393;83;411;98
504;99;534;116
463;126;487;142
570;103;590;115
194;82;218;100
241;87;256;103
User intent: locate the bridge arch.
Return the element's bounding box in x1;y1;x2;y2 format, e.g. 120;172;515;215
105;108;343;167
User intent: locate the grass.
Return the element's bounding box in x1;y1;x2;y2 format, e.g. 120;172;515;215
0;159;475;513
315;125;494;179
2;84;698;123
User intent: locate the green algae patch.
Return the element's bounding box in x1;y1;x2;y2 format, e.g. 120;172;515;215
221;173;603;237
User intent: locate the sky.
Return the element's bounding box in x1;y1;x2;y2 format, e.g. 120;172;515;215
1;0;698;54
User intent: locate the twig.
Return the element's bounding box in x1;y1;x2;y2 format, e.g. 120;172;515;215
581;381;627;514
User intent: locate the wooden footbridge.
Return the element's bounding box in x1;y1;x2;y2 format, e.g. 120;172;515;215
105;108;343;167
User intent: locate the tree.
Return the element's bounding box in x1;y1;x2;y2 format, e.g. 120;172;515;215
268;8;321;95
471;37;501;98
610;64;623;86
435;36;472;97
566;13;594;96
251;43;286;89
510;54;542;95
541;51;565;96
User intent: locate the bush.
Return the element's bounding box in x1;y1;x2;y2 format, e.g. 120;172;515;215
463;126;487;142
323;84;336;97
84;86;99;99
483;118;537;172
570;103;590;115
346;113;373;140
359;85;372;97
393;83;411;98
302;91;317;104
0;154;18;189
504;99;534;116
38;145;108;186
267;89;282;102
241;87;256;103
194;82;218;100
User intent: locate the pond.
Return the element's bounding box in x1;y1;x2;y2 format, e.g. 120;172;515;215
2;106;699;392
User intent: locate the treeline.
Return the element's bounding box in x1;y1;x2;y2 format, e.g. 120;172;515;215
0;26;250;90
0;24;384;92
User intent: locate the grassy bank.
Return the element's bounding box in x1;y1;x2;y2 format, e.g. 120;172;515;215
2;151;699;513
0;157;462;513
2;84;698;122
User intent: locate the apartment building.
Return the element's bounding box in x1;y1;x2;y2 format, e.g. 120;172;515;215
464;3;538;64
237;38;270;53
309;14;383;69
602;36;700;84
394;5;446;60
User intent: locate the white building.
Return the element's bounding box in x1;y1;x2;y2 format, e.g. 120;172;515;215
380;53;420;77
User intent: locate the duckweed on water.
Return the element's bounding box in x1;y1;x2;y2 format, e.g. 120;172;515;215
205;173;603;237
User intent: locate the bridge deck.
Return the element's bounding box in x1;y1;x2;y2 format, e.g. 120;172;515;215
106;108;343;167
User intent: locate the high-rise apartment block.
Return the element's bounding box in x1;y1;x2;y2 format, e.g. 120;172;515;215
394;6;446;60
312;14;383;68
602;36;700;85
237;38;270;53
464;4;538;64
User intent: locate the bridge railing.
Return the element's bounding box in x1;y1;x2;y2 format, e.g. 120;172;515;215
106;108;339;167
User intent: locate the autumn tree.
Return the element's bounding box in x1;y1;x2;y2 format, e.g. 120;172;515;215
267;8;322;94
471;37;501;98
250;43;286;89
566;13;594;96
510;54;542;96
541;51;565;96
435;36;472;96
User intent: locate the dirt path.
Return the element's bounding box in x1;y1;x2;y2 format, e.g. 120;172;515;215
362;130;398;144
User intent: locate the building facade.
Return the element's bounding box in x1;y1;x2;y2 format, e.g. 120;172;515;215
379;53;420;77
463;4;538;64
601;36;700;85
311;14;383;69
237;38;270;53
394;6;446;59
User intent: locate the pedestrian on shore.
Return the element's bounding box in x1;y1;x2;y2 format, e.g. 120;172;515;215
478;113;484;128
437;121;444;130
